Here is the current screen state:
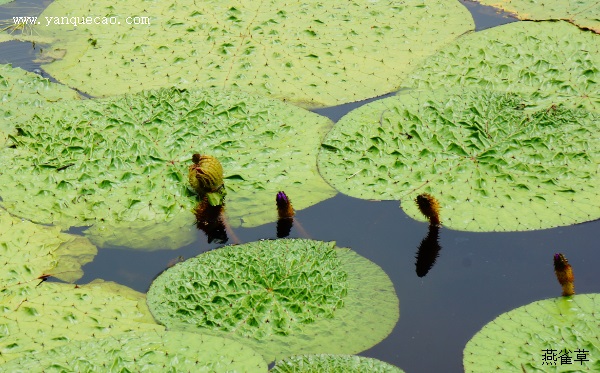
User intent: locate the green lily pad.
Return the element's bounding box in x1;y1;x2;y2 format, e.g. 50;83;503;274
0;208;96;285
0;280;163;364
1;330;268;372
0;64;79;147
0;87;335;249
0;33;12;43
34;0;473;106
474;0;600;33
82;210;196;251
317;88;600;232
404;21;600;113
272;354;404;373
146;239;399;362
464;294;600;372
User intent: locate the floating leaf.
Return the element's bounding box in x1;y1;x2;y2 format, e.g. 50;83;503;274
0;33;12;42
473;0;600;33
272;354;404;373
318;88;600;231
464;294;600;372
0;87;335;249
0;208;96;285
146;239;399;362
404;21;600;113
0;64;79;147
1;330;267;372
34;0;473;106
0;280;163;364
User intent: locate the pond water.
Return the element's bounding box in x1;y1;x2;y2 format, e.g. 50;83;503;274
1;1;599;372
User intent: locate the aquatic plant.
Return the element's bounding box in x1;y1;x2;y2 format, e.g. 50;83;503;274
404;21;600;113
0;208;96;285
0;64;79;148
146;239;399;361
33;0;473;106
318;88;600;231
473;0;600;33
0;280;163;364
188;153;226;206
276;191;294;237
463;294;600;372
553;253;575;296
271;354;404;373
0;330;267;372
415;193;441;227
0;87;335;249
276;191;295;219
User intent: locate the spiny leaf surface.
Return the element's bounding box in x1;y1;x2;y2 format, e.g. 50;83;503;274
474;0;600;33
0;208;96;285
1;330;267;372
404;21;600;113
318;88;600;232
34;0;473;106
0;87;334;249
272;354;404;373
464;294;600;372
0;280;163;364
0;64;79;147
147;239;399;362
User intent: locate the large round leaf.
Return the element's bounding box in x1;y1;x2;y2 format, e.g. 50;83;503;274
474;0;600;33
0;64;79;147
272;354;403;373
0;208;96;285
317;89;600;232
0;280;163;364
0;87;335;249
403;21;600;113
1;330;267;372
464;294;600;372
34;0;473;106
146;239;399;362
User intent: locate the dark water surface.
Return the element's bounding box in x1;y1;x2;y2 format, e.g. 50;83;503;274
2;1;598;372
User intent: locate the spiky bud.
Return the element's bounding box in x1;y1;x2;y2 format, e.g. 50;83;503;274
554;253;575;296
415;193;441;226
189;154;226;205
276;191;294;219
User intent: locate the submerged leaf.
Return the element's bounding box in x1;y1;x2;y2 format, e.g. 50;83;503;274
318;88;600;232
146;239;399;361
0;87;335;249
34;0;473;106
464;294;600;372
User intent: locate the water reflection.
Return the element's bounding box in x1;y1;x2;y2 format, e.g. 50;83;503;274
276;217;293;238
194;199;228;244
414;225;442;277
